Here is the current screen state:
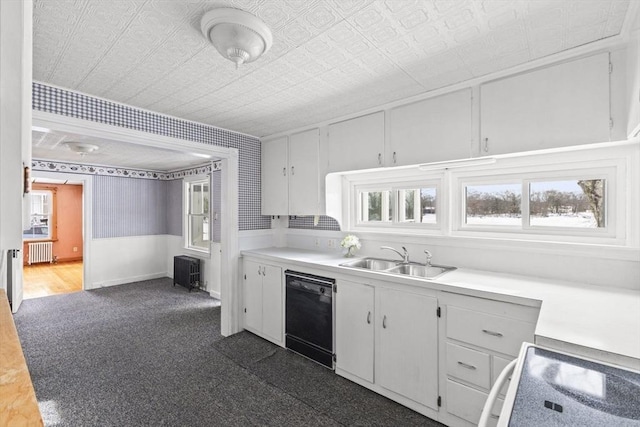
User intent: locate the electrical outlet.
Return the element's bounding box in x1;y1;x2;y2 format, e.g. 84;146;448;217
73;247;78;252
327;239;336;248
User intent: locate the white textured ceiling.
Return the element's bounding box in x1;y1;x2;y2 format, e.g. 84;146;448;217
32;130;216;171
33;0;631;139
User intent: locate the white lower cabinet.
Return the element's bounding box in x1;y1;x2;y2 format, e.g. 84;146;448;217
335;280;374;383
440;293;539;427
335;280;439;415
376;287;439;408
242;259;284;346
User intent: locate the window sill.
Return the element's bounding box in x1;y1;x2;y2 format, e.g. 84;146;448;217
183;247;211;259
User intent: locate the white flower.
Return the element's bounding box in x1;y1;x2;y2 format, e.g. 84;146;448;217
340;234;361;249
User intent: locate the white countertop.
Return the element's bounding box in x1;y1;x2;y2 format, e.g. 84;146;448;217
242;247;640;369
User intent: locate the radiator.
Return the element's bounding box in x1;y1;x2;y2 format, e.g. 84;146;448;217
28;242;53;265
173;256;201;291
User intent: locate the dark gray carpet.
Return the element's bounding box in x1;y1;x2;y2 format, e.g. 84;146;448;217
15;278;443;426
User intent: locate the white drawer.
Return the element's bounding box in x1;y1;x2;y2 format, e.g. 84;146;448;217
492;355;514;397
446;342;490;389
446;379;503;426
447;306;535;356
446;379;487;425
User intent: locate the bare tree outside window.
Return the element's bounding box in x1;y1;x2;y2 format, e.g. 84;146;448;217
530;179;605;228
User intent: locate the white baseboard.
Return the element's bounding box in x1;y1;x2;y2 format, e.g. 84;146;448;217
90;272;168;289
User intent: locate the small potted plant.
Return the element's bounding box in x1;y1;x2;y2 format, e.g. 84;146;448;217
340;234;361;258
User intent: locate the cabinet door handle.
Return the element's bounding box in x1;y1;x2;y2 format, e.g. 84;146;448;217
393;151;397;164
282;167;287;176
291;166;295;175
482;329;503;337
262;266;266;276
257;266;262;276
382;315;387;329
490;414;499;420
483;137;489;152
367;311;371;324
377;153;382;166
458;361;477;370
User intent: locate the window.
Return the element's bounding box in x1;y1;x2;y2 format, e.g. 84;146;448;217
186;178;210;252
339;143;631;245
528;179;605;228
465;183;521;226
460;172;611;236
359;190;391;223
23;190;53;240
355;181;440;229
398;186;438;224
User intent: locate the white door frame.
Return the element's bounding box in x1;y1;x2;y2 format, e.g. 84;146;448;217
28;171;92;292
32;110;241;337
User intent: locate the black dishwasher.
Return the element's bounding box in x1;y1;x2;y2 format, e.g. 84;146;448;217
285;270;334;369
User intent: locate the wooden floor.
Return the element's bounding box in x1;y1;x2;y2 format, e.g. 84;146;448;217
23;261;83;300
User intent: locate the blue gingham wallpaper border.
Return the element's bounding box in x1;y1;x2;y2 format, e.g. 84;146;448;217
33;82;270;231
31;159;221;180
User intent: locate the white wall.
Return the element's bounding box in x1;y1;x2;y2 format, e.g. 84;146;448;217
89;235;168;289
0;0;31;308
281;228;640;291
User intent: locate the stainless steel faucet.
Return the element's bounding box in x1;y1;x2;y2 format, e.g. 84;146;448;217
424;250;433;267
380;246;409;263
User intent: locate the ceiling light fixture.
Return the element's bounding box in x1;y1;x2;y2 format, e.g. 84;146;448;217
200;8;272;69
64;141;99;157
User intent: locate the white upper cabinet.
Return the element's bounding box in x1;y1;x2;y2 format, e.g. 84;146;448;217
327;111;385;173
480;52;611;155
289;128;321;215
261;129;322;216
387;89;473;166
261;136;288;215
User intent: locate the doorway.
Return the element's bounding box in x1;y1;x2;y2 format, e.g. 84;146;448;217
31;111;241;337
22;178;84;299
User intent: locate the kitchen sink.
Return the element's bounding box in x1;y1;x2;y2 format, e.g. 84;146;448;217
340;257;456;279
340;257;399;271
386;263;456;279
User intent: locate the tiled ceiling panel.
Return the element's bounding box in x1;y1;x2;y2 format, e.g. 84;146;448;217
32;130;217;172
33;0;632;138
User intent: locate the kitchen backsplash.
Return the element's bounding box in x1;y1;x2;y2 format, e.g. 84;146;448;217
33;82;270;231
288;215;340;231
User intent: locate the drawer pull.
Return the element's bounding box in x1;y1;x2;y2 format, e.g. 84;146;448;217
482;329;503;337
367;311;371;324
490;414;499;419
457;361;477;370
382;315;387;329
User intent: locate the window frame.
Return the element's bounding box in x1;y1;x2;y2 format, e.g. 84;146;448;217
184;175;211;254
336;141;634;247
350;175;444;234
24;189;56;241
453;164;621;243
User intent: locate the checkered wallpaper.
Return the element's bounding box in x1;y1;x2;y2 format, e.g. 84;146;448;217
288;216;340;231
33;82;270;231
